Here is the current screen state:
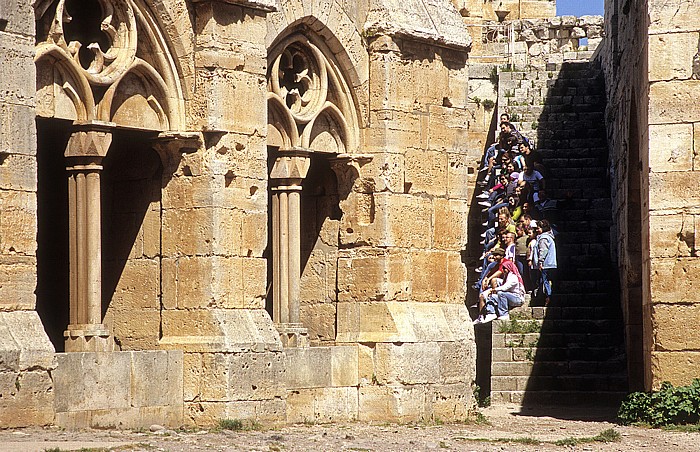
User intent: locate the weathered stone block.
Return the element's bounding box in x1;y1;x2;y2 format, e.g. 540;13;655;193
227;351;286;400
650;2;700;32
300;302;336;342
131;351;184;408
0;33;35;107
0;154;37;192
648;32;699;82
0;256;36;310
649;80;700;124
337;301;475;344
649;213;694;258
374;193;432;249
649;123;693;172
649;171;700;210
404;149;447;196
0;103;36;156
410;250;448;302
374;342;441;385
0;370;54;427
286;387;359;423
439;341;474;384
159;308;281;353
107;308;160;350
650;258;700;303
358;384;427;422
54;353;131;412
428;383;471;420
651;351;700;389
653;304;700;351
433;198;468;251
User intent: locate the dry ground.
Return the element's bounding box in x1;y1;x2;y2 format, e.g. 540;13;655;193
1;404;699;451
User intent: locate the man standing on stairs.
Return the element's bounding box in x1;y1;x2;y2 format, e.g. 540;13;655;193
536;219;558;306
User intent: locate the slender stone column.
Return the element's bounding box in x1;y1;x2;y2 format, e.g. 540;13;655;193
271;191;281;324
288;187;301;324
63;123;115;352
269;149;311;347
278;189;290;324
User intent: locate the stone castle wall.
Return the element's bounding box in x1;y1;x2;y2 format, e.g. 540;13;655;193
602;0;700;390
0;0;478;428
0;1;56;427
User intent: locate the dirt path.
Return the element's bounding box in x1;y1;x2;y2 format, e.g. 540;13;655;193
1;404;698;451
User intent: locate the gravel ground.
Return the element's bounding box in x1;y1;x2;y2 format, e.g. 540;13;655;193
1;404;699;452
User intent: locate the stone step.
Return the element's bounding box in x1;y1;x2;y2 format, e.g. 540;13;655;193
491;360;628;379
494;318;620;335
491;390;627;406
493;346;622;363
492;332;621;349
491;373;627;392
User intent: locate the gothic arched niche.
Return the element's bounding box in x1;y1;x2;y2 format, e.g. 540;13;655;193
34;0;185;131
267;33;359;153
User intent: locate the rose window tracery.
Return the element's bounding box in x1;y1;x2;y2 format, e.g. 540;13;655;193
267;35;357;153
34;0;181;130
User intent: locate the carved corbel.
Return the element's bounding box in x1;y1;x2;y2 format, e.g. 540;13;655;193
329;154;375;236
151;131;204;173
329;153;374;193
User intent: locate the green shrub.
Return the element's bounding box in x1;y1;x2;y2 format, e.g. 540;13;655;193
618;379;700;426
482;99;495;110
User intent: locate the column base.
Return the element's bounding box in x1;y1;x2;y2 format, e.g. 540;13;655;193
64;324;116;352
276;323;308;348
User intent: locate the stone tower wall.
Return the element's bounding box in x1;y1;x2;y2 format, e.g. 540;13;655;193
0;0;56;427
602;0;700;390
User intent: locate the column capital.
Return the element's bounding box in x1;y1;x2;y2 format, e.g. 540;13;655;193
270;148;312;182
65;121;115;158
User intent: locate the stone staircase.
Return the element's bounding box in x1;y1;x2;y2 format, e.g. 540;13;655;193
485;59;627;406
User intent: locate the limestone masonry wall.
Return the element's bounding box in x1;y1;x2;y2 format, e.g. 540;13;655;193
602;0;700;390
0;0;478;428
0;0;56;427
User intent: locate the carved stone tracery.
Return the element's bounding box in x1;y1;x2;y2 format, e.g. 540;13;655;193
267;34;358;153
34;0;183;130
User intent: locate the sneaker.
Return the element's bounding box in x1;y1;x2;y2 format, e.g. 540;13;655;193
497;313;510;321
476;192;489;199
475;266;483;273
472;315;485;325
481;207;490;213
482;221;489;227
469;303;478;309
478;166;489;173
477;180;488;187
482;313;497;323
479;240;485;245
480;231;487;238
478;201;491;207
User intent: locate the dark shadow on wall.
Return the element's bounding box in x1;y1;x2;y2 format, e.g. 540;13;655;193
100;129;161;327
36;117;72;352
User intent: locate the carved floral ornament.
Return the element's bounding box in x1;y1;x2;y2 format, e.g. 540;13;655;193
267;35;359;153
34;0;183;131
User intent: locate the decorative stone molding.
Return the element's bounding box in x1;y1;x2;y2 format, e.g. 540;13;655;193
191;0;277;13
34;0;184;130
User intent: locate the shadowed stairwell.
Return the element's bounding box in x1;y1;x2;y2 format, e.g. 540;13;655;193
484;60;627;412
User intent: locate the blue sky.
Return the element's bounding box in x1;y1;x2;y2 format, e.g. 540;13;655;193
557;0;605;16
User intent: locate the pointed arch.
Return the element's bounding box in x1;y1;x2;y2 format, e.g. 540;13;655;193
267;27;361;153
34;0;187;131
